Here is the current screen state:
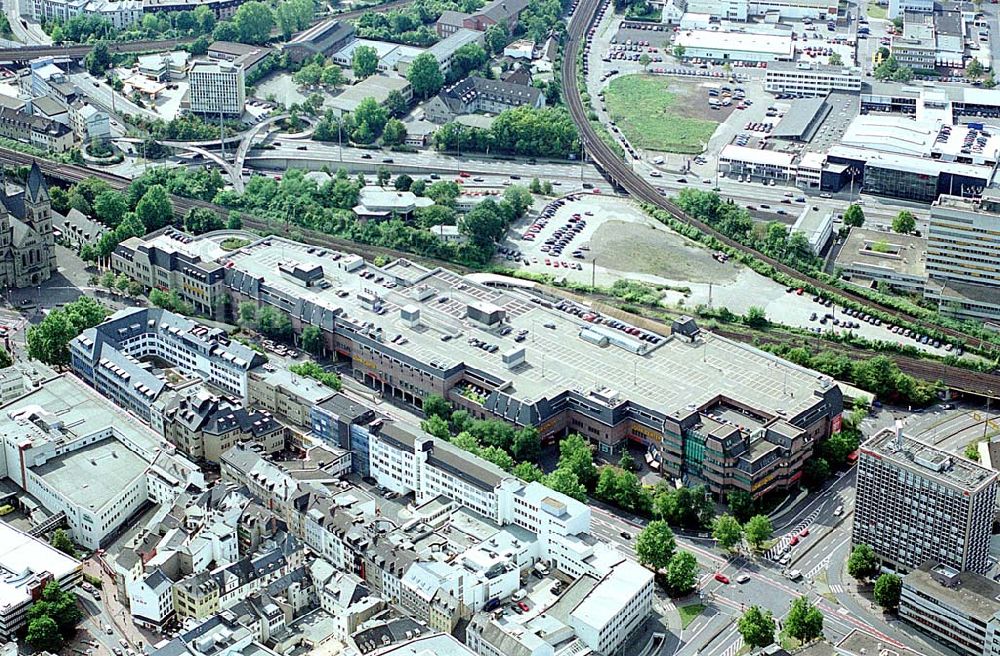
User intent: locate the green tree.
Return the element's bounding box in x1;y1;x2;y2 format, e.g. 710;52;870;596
512;426;541;462
226;212;243;230
557;434;597;490
423;393;452;421
393;173;413;191
843;203;865;228
93;190;128;226
512;461;545;483
543;467;587;501
85;41;111;76
665;551;699;597
301;325;323;354
427;180;461;206
726;490;754;522
744;515;773;550
640;53;651;70
619;451;636;472
484;23;509;55
802;457;831;488
967;58;985;79
183;207;224;234
873;573;902;609
737;606;776;649
27;298;108;366
385;89;408;117
712;514;743;551
892;210;916;234
135;184;174;230
421;414;451;440
828;52;843;66
115;273;130;295
50;529;76;557
352;44;379;78
479;445;514;471
744;305;768;328
26;615;62;652
233;1;274;44
847;544;880;581
672;44;685;59
238;301;257;329
635;520;676;572
407;53;445;99
469;419;515;451
382;118;407;146
353;97;388;139
785;596;824;643
321;64;345;87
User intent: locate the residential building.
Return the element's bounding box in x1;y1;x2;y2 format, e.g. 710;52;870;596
161;386;284;463
370;425;521;523
188;60;245;117
925;192;1000;322
763;62;862;96
329;75;412;116
0;373;205;549
68;101;111;143
248;367;337;428
900;561;1000;656
0;161;57;287
404;28;484;75
353;186;435;220
0;523;82;640
141;0;247;20
853;426;998;574
425;76;545;124
459;0;530;32
27;0;143;28
55;207;109;250
0;106;73;152
283;18;356;63
70;307;266;421
111;228;229;318
436;10;471;37
309;393;379;476
316;569;384;639
834;227;927;294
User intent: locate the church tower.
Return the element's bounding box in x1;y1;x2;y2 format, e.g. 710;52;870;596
24;162;56;271
0;173;15;289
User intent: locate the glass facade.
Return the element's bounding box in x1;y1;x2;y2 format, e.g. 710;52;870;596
683;429;706;475
864;164;939;202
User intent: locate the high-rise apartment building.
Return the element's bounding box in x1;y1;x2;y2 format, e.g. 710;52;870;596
853;426;997;574
188;60;245;117
926;192;1000;322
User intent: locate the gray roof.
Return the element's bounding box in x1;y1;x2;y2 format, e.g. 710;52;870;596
770;96;830;140
903;561;1000;618
474;0;530;22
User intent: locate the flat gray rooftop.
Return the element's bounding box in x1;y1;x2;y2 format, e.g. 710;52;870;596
865;428;997;492
34;438;148;512
226;238;833;417
905;561;1000;618
835;228;927;278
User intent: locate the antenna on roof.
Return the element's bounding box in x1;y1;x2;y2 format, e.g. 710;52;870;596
894;418;903;450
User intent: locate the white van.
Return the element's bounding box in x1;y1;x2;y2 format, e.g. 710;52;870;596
512;589;527;601
833;505;844;516
786;569;802;581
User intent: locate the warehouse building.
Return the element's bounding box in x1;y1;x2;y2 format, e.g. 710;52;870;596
674;29;794;63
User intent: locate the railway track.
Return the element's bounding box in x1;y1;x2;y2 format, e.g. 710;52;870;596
559;0;1000;360
713;327;999;397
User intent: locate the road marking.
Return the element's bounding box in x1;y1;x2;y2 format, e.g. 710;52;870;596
722;636;744;656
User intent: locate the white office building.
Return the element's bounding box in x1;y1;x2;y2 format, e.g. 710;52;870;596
28;0;143;28
889;0;933;19
0;375;204;550
188;60;246;117
0;523;82;640
764;62;863;96
685;0;837;20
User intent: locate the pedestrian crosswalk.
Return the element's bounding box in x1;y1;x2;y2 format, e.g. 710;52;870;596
764;507;822;561
722;637;745;656
829;584;845;594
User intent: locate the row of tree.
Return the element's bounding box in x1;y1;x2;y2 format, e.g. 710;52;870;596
432;106;580;159
355;0;484;47
737;597;824;650
26;297;109;366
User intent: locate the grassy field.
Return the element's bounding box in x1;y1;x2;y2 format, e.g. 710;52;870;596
678;603;706;629
866;1;887;19
603;74;720;154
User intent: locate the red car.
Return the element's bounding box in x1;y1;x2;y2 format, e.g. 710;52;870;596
799;528;810;538
517;601;530;612
789;536;800;546
714;573;730;584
